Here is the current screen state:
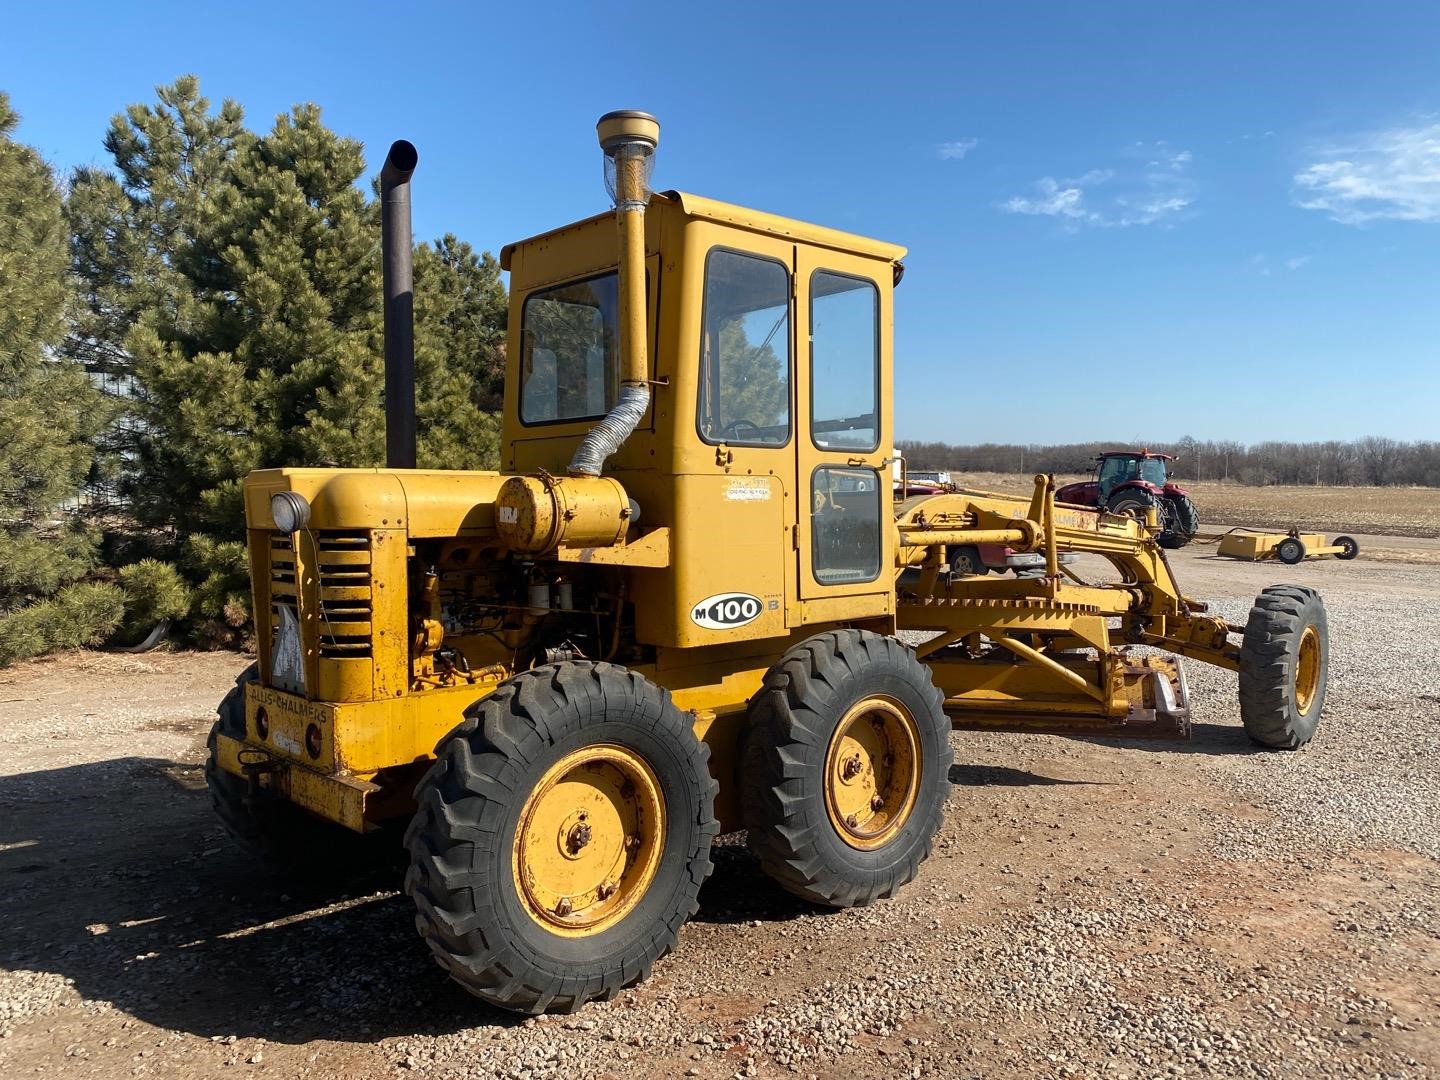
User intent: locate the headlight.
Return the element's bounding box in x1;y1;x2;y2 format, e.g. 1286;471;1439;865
270;491;311;533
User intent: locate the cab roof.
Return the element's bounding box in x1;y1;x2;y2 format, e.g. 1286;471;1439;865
1101;449;1176;461
500;190;907;270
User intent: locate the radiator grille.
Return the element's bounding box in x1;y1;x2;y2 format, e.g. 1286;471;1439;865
314;531;373;659
269;531;299;623
267;530;374;661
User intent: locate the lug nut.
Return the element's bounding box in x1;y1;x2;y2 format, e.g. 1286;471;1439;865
555;897;572;917
870;794;885;811
845;814;859;829
597;880;616;900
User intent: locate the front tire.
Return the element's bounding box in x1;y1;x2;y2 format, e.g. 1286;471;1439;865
404;662;718;1014
1238;586;1328;749
205;664;344;867
742;630;952;908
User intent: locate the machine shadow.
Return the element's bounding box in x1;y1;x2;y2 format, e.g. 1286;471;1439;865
1068;720;1264;757
0;756;517;1044
692;838;819;925
948;763;1103;788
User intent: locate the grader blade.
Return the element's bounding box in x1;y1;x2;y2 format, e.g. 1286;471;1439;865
937;654;1192;740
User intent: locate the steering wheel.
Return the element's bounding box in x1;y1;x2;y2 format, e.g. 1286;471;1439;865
719;418;764;441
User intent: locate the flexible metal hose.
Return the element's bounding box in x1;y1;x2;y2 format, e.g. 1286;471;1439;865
567;383;650;476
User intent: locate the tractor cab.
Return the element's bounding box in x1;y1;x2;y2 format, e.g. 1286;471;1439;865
1096;449;1172;502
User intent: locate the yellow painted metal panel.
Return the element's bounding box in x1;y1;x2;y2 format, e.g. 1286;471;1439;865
1216;532;1329;560
213;733;375;833
244;468;507;539
645;473;789;647
499;192;906;271
665;192;907;263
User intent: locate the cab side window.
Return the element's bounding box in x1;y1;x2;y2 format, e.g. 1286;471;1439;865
520;273;618;424
810;272;878;451
1097;456;1126;497
697;249;791;446
811;466;882;584
809;270;882;585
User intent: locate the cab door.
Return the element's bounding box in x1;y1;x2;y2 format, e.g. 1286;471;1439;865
794;248;892;602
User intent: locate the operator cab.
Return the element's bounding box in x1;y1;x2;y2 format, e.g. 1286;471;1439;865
500;192;906;650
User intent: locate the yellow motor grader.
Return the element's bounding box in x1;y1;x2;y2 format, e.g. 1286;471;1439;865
206;112;1330;1013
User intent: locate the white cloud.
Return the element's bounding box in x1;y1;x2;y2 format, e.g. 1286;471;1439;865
1003;178;1097;222
1001;146;1194;229
937;138;979;161
1294;122;1440;225
1250;253;1314;276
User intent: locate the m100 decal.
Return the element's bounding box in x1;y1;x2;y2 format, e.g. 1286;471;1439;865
690;592;763;630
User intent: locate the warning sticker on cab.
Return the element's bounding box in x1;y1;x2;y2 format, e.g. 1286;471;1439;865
724;480;771;502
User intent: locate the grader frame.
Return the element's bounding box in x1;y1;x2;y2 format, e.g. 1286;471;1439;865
206;111;1329;1015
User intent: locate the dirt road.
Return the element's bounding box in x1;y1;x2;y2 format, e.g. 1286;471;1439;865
1;546;1437;1079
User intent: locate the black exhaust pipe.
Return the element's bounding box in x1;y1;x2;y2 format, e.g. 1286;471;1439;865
380;140;418;469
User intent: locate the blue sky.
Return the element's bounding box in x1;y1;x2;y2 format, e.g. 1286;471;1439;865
5;1;1438;443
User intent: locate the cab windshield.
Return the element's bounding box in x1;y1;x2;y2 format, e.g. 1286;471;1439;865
1136;458;1167;485
1099;455;1167;489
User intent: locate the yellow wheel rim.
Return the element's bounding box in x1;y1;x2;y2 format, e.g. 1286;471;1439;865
1295;625;1321;715
512;744;664;937
823;696;921;851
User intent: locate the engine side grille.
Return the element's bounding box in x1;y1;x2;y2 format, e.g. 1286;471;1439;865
269;531;299;622
314;531;374;659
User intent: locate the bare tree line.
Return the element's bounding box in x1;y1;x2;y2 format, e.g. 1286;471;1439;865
897;436;1440;487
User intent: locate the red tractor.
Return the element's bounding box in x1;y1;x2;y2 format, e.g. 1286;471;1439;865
1056;449;1199;549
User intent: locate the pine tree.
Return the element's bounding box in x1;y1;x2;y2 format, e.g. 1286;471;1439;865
68;78;509;642
713;318;787;434
413;235;507;468
0;92;122;664
125;99;387;537
65;76;245;495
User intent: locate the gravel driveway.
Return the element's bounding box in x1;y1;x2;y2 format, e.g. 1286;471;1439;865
0;547;1436;1079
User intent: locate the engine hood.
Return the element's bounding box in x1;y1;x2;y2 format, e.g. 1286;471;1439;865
243;468;509;539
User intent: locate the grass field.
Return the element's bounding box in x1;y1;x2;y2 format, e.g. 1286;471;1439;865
953;472;1440;540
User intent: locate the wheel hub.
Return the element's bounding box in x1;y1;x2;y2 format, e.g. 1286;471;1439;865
823;696;921;850
1295;625;1320;715
512;745;664;936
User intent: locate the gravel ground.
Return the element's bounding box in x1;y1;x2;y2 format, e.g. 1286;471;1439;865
0;548;1436;1079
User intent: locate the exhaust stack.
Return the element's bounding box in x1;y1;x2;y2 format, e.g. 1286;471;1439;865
380;139;419;470
568;111;659;477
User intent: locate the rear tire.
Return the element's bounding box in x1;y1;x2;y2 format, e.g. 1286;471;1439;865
1158;495;1200;549
1238;586;1328;749
742;630;952;908
1334;535;1359;560
404;662;718;1014
1276;537;1306;564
